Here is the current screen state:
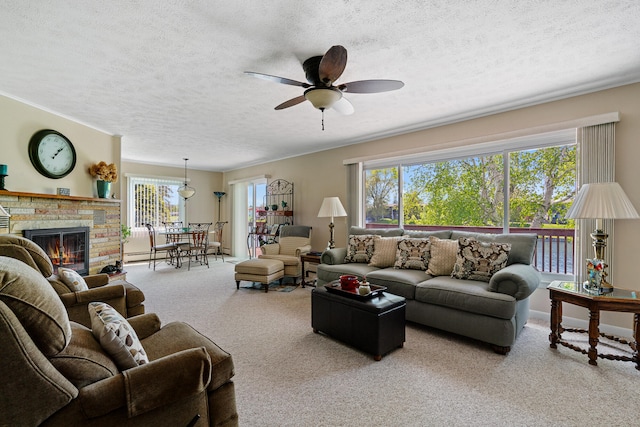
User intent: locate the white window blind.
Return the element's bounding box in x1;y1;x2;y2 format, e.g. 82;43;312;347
127;176;183;237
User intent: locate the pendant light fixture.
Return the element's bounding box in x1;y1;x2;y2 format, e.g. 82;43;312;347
178;158;195;225
178;158;196;199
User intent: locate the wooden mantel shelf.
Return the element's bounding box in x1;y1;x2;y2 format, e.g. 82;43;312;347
0;189;121;203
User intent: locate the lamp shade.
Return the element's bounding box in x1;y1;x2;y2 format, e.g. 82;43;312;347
317;197;347;220
304;88;342;110
178;187;196;199
566;182;639;220
178;158;196;199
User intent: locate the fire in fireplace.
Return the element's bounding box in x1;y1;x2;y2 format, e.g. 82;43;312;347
24;227;90;275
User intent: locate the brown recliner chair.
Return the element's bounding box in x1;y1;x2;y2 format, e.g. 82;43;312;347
0;256;238;426
0;235;144;328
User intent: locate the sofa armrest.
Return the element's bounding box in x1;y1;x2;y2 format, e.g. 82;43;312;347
59;285;128;327
261;243;280;255
78;347;212;418
84;273;110;288
320;248;347;265
127;313;162;340
295;244;312;257
489;264;541;300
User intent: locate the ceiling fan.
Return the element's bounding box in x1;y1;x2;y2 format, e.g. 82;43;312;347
245;45;404;129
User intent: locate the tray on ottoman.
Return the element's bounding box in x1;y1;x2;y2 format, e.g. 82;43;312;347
325;281;386;300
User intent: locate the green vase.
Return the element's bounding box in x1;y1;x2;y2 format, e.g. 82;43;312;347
96;180;111;198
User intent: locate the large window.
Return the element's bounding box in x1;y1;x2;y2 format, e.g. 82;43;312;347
127;176;184;231
364;138;577;277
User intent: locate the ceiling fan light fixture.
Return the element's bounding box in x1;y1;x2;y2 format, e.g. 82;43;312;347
304;88;342;110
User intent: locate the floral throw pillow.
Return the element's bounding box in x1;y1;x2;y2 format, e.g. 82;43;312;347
57;267;89;291
451;237;511;282
394;238;430;270
89;302;149;370
344;234;376;263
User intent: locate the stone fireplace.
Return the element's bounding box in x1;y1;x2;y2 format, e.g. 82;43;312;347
0;190;121;275
24;226;90;275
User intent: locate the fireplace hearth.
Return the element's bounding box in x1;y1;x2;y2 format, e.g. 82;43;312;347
24;227;90;275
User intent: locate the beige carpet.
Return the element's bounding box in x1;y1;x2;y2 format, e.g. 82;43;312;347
126;259;638;426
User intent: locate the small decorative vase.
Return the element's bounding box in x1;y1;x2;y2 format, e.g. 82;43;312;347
96;180;111;198
358;281;371;295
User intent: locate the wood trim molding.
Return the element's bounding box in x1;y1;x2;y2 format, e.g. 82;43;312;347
0;190;120;203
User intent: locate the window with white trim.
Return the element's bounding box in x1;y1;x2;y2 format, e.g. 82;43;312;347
127;176;184;233
362;129;578;280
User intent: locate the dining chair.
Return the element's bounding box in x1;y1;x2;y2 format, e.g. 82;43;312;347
210;221;227;262
182;223;213;270
144;223;179;270
161;221;184;243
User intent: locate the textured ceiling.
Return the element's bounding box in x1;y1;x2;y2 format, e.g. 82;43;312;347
1;1;640;172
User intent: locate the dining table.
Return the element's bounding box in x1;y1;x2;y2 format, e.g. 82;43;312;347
158;228;218;268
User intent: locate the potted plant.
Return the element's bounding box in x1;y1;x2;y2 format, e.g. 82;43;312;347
88;161;118;198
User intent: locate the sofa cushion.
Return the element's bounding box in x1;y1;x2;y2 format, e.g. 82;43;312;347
278;236;311;256
0;256;71;357
369;236;401;268
89;302;149;370
426;237;458;276
57;267;89;291
450;231;536;266
259;254;300;266
451;237;511;282
344;234;376;263
394;238;430;270
367;268;427;300
415;276;516;320
316;263;378;284
349;226;404;237
50;322;119;388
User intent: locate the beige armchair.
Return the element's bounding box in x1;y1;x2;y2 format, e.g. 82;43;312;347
0;235;144;328
259;225;312;284
0;256;238;426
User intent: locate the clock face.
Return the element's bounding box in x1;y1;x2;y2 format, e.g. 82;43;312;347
28;130;77;179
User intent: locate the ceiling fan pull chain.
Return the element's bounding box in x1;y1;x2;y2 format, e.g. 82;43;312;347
321;108;325;131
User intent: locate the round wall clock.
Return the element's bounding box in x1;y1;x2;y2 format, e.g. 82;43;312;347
28;129;77;179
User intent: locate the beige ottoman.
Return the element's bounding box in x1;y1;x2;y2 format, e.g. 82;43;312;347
235;258;285;293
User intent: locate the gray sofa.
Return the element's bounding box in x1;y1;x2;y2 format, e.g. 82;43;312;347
316;227;540;354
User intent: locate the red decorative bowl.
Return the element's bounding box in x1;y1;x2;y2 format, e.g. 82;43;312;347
339;275;359;291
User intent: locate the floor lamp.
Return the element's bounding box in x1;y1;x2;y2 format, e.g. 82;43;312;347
566;182;639;293
317;197;347;249
214;191;226;222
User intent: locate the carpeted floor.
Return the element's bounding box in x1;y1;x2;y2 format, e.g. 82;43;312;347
126;259;639;426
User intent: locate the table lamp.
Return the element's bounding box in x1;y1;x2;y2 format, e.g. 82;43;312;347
565;182;639;293
317;197;347;249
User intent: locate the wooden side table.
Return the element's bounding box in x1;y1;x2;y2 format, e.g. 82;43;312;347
300;252;322;288
548;281;640;370
107;271;127;282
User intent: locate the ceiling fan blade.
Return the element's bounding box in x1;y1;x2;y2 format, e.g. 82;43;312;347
244;71;310;88
275;95;307;110
331;97;354;115
319;45;347;86
338;79;404;93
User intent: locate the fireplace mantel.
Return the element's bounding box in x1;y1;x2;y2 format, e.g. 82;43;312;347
0;189;122;274
0;189;120;203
